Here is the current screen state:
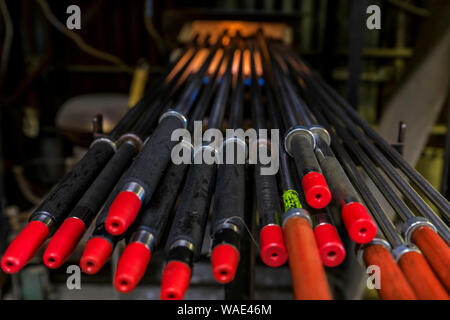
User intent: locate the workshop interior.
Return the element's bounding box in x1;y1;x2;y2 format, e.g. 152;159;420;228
0;0;449;300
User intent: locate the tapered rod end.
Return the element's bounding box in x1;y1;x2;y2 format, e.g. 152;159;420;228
260;225;288;267
106;191;142;236
114;242;151;293
80;237;113;274
1;221;50;274
160;261;191;300
302;172;331;209
342;202;377;244
211;244;239;284
43;217;86;269
314;223;346;267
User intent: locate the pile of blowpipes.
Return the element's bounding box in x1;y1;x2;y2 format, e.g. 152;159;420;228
2;30;449;300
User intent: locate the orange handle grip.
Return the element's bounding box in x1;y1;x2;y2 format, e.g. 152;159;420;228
283;217;332;300
398;251;449;300
363;244;416;300
411;226;450;292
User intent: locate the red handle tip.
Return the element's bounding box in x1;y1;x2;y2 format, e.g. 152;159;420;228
342;202;377;244
1;221;50;274
211;244;240;284
80;237;112;274
105;191;142;236
43;217;86;269
302;172;332;209
260;225;288;267
114;242;151;293
314;223;346;267
160;261;191;300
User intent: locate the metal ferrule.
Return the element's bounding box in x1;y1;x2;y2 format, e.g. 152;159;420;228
391;243;421;262
310;126;331;147
131;229;155;251
169;239;195;252
356;238;391;267
215;221;240;235
222;137;248;160
311;211;331;228
122;182;146;202
117;133;143;152
68;216;83;222
262;223;278;229
284;126;315;157
30;212;55;232
314;222;329;228
401;217;437;243
282;208;312;228
90;136;117;152
211;224;241;253
158;110;188;129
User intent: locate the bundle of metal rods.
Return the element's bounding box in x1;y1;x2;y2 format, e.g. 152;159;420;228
1;30;449;300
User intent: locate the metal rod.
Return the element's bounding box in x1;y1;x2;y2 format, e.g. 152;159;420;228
257;31;331;210
176;31;229;116
316;72;450;226
210;43;246;284
302;65;449;299
310;104;404;249
284;51;450;239
277;54;377;244
161;38;237;300
102;34;231;239
249;46;287;268
263;52;332;297
305;72;450;240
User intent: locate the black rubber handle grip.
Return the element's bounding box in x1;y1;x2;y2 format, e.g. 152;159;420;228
30;141;115;227
90;185;122;245
314;139;360;205
254;163;281;228
119;116;184;205
70;142;138;225
166;163;217;258
291;135;321;177
134;163;188;246
211;162;246;234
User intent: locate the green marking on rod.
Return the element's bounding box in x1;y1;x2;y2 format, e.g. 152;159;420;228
283;190;302;212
